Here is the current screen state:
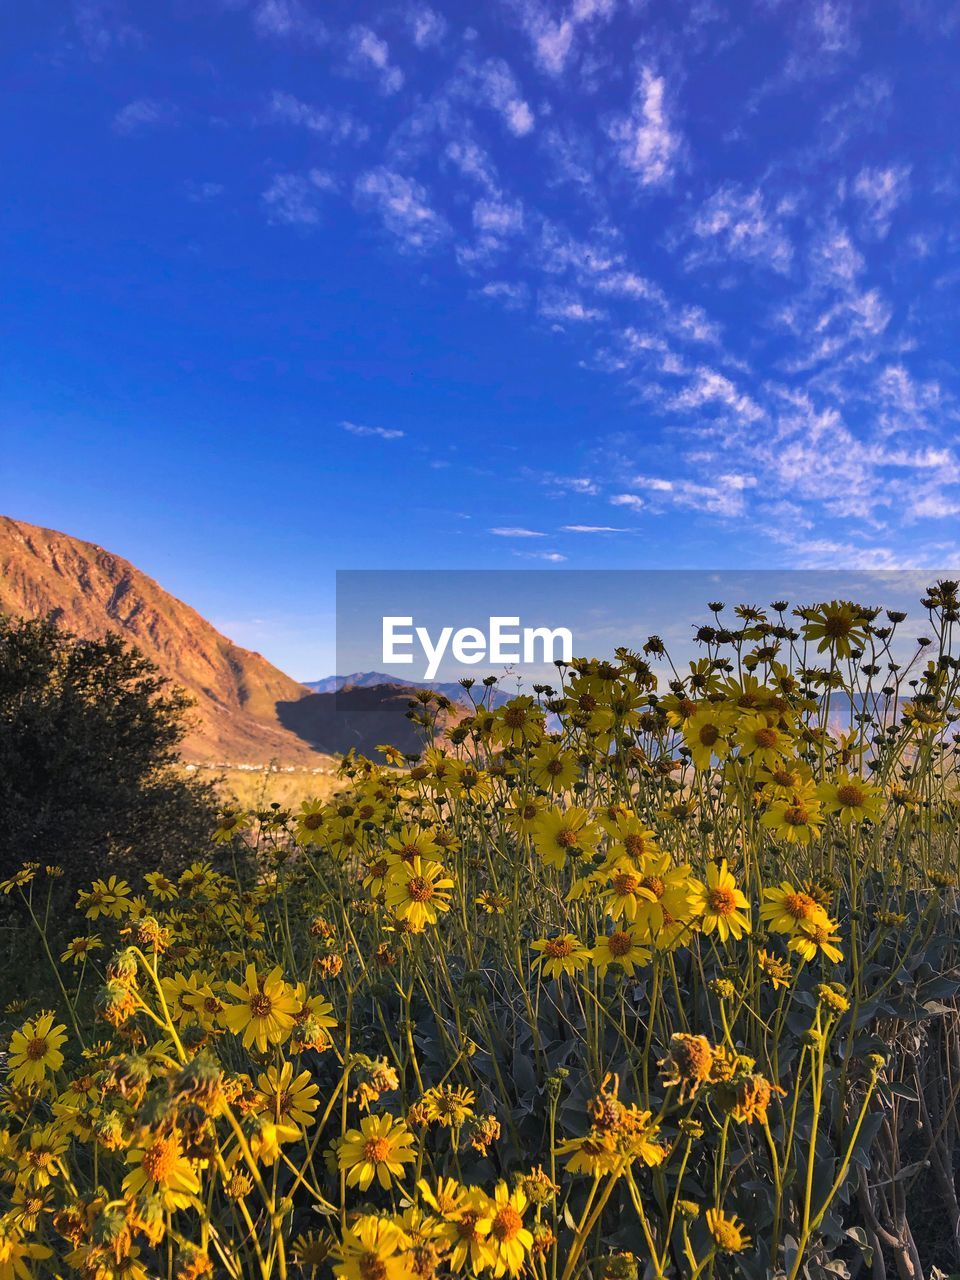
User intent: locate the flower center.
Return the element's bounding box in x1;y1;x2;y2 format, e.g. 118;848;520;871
784;891;816;920
25;1036;48;1061
492;1205;523;1242
555;829;578;849
545;938;574;959
141;1136;178;1183
698;724;719;746
708;887;737;916
363;1137;391;1163
359;1256;388;1280
754;727;778;749
837;784;865;807
303;813;324;830
249;994;274;1018
640;875;664;899
784;805;808;826
612;872;640;895
504;708;528;728
623;834;648;858
608;931;633;957
407;876;434;903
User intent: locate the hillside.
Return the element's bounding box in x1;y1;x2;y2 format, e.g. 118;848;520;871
0;516;326;764
305;671;513;708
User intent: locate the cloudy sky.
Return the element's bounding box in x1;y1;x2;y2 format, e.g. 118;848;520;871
4;0;959;675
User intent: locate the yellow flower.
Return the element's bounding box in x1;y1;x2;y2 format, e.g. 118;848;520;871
531;934;592;980
78;875;132;919
486;1184;533;1277
145;871;178;901
493;696;545;749
631;856;695;933
530;743;580;792
531;806;600;869
735;714;792;768
60;935;102;965
689;862;751;942
600;864;657;923
256;1061;320;1134
161;972;220;1028
434;1189;496;1274
124;1129;200;1209
333;1215;411;1280
8;1014;67;1087
384;858;454;931
221;964;299;1052
705;1207;751;1253
592;928;652;976
295;799;328;845
789;917;844;965
760;793;824;845
817;774;884;825
798;600;869;660
760;883;829;936
420;1084;476;1128
0;1221;51;1277
338;1114;416;1190
212;810;250;844
684;705;734;770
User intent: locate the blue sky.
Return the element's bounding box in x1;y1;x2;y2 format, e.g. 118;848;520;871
3;0;959;677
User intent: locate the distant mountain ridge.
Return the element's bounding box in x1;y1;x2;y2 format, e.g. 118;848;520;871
305;671;513;708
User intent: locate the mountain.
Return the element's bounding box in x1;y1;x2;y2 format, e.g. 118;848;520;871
305;671;513;708
0;515;330;764
277;683;466;759
0;516;472;764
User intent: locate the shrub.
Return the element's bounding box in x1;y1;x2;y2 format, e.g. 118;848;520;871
0;614;217;883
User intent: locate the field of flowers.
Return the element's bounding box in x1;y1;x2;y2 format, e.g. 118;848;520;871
2;587;959;1280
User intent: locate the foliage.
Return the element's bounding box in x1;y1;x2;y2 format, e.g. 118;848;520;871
0;614;218;883
1;586;960;1280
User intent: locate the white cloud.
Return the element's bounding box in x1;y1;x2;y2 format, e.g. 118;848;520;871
262;171;335;225
610;494;645;510
252;0;326;42
355;168;449;251
341;421;405;440
513;0;616;75
473;197;524;236
491;527;545;536
348;25;404;94
478;280;530;310
444;140;500;194
472;58;535;136
668;368;763;422
407;5;446;48
608;68;682;188
539;290;605;323
266;92;369;143
516;550;568;561
685;184;794;273
112;98;178;135
561;524;628;532
852;164;911;237
538;473;601;496
810;224;864;284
